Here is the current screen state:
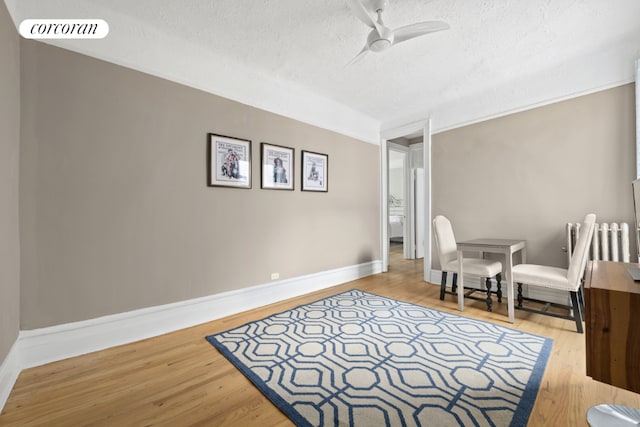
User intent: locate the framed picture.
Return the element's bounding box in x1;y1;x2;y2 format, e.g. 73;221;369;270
207;133;251;189
261;143;294;190
301;150;328;192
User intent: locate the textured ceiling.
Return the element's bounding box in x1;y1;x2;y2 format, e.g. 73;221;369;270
5;0;640;142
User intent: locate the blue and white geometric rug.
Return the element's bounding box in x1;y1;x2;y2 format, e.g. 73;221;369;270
206;289;552;427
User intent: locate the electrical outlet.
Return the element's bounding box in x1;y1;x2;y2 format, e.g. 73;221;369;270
271;273;279;280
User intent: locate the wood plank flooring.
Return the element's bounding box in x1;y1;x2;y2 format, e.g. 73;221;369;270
2;245;640;426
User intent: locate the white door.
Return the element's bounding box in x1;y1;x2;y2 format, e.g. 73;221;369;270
415;168;425;259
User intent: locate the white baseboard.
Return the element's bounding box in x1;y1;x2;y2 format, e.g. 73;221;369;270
430;269;569;305
429;269;442;285
0;260;382;413
0;340;20;414
525;286;570;305
429;269;495;290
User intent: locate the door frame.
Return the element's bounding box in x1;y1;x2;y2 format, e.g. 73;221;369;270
387;142;412;259
410;144;425;260
380;119;432;282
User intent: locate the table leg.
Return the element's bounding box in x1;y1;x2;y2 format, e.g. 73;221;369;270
479;251;485;288
457;250;464;312
506;249;514;323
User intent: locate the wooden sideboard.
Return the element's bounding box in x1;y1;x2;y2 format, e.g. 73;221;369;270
584;260;640;394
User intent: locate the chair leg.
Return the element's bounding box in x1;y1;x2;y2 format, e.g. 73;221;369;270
517;283;524;307
485;278;493;312
578;281;585;305
570;291;584;333
577;286;585;321
452;273;458;294
440;272;448;300
495;273;502;303
578;282;586;319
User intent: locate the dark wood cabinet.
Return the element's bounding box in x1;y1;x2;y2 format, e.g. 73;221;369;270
584;261;640;394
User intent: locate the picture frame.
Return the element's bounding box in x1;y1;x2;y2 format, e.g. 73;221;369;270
207;133;252;189
301;150;328;192
261;143;294;190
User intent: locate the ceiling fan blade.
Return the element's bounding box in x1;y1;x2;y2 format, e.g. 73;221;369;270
346;44;370;66
392;21;450;45
345;0;384;35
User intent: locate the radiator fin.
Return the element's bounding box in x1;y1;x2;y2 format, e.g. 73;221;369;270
566;222;630;264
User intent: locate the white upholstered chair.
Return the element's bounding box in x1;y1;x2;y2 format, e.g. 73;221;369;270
512;213;596;333
433;215;503;311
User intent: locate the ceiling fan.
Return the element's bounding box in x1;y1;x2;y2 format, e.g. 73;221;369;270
346;0;449;64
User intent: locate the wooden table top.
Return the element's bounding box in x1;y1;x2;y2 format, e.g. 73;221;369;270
586;260;640;295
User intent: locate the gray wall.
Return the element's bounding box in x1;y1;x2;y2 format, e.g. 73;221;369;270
11;23;637;332
432;84;637;270
20;41;381;329
0;1;20;363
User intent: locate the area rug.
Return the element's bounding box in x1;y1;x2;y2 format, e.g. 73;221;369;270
206;289;552;427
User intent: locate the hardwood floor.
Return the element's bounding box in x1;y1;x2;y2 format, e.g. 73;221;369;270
2;246;639;426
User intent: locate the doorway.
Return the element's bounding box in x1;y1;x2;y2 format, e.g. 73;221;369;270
388;143;409;259
381;120;432;282
388;140;425;263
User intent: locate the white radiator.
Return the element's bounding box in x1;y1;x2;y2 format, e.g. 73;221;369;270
566;222;630;264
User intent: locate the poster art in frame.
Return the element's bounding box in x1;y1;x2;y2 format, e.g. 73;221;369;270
261;143;294;190
208;133;251;188
301;150;328;192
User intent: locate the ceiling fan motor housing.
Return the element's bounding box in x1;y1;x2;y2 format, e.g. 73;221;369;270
367;26;394;52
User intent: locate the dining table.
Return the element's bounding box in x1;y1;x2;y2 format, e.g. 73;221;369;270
455;238;527;323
